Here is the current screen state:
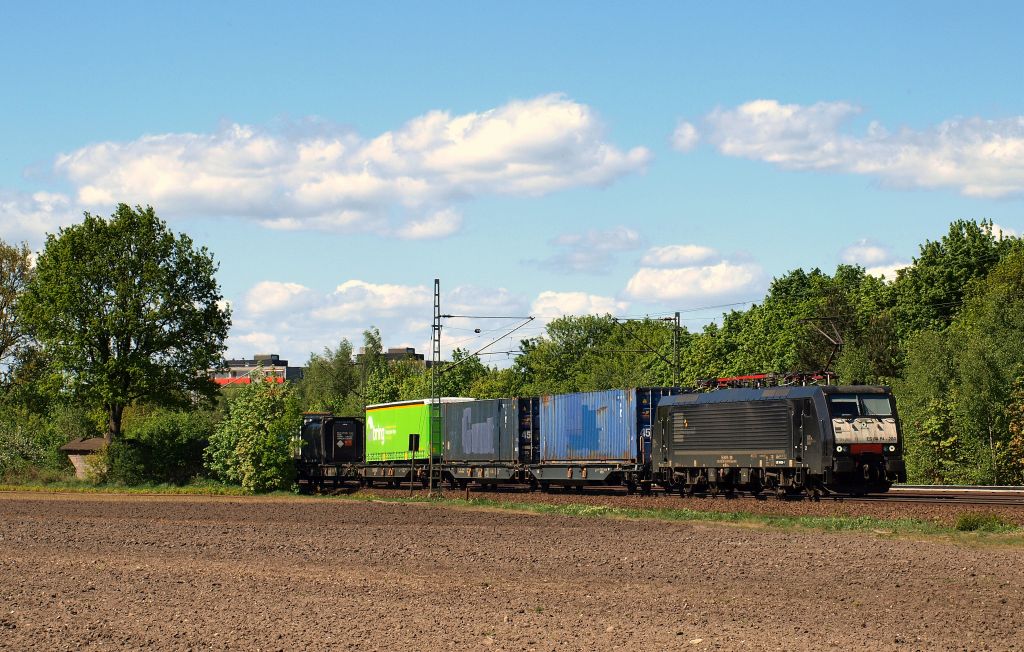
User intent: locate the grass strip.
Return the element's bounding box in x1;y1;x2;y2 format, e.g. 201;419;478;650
330;491;1024;542
0;479;250;496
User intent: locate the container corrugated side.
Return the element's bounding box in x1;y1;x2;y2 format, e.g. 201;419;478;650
443;399;518;462
539;389;637;462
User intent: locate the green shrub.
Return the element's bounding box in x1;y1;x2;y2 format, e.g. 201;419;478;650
954;512;1013;532
118;409;213;484
0;403;90;480
204;378;298;492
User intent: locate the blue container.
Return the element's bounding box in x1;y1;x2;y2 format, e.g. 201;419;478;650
539;389;634;462
539;388;682;463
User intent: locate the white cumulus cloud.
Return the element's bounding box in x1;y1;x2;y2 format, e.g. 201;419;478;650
51;94;650;236
530;290;628;321
233;331;280;354
0;191;79;246
696;99;1024;198
641;244;717;267
991;222;1019;238
397;208;463;240
311;280;432;321
671;121;700;151
625;261;760;301
864;263;910;281
840;238;909;281
625;243;762;302
840;239;893;267
245;281;316;315
223;279;567;368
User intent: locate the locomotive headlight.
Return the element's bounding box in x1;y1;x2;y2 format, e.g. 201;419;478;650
835;445;845;453
887;445;897;453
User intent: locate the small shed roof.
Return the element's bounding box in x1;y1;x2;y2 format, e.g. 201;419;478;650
60;437;106;454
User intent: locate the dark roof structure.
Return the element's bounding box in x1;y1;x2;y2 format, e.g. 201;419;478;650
59;437;106;454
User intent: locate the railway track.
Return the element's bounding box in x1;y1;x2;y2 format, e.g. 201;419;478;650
839;485;1024;506
343;483;1024;508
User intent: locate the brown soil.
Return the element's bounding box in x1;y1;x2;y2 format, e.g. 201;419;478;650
1;491;1022;651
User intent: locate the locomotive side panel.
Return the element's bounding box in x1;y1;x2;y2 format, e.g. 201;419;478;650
665;400;795;468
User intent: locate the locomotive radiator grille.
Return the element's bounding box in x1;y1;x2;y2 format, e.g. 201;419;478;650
671;401;791;452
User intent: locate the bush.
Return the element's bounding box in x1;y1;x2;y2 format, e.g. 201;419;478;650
954;512;1013;532
106;409;214;486
0;403;91;481
205;378;298;492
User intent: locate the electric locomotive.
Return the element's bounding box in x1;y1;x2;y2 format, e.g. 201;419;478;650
651;385;906;497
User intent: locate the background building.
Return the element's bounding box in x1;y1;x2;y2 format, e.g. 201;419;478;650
211;354;305;386
355;347;426;365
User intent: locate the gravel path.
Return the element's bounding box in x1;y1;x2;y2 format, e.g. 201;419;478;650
1;492;1022;651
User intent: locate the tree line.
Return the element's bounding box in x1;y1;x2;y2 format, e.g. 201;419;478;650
0;205;1021;490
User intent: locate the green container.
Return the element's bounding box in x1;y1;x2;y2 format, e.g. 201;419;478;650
365;399;473;462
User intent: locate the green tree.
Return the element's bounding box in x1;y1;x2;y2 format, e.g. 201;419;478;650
896;248;1024;484
427;348;490;397
204;375;297;492
298;339;359;414
18;205;231;442
1004;378;1024;485
894;219;1018;334
0;239;34;385
470;366;526;399
515;315;617;395
946;248;1024;483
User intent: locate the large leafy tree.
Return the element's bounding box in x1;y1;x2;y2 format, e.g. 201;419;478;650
18;204;231;442
0;239;34;384
893;219;1019;334
298;339;359;414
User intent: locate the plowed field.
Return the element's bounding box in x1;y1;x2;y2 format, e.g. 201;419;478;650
1;492;1022;651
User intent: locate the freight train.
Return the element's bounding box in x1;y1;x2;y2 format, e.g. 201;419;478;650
295;384;906;497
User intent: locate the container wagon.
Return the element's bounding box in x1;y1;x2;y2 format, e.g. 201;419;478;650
296;413;364;489
652;385;906;497
363;398;473;486
532;387;681;490
442;397;540;486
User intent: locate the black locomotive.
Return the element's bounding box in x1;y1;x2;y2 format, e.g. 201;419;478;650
652;385;906;497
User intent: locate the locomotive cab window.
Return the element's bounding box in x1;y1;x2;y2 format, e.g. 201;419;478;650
828;394;893;418
860;396;893;416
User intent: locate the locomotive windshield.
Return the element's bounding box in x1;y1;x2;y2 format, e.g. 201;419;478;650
828;394;893;418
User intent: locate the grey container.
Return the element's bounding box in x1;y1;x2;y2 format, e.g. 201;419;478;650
539;389;637;462
442;399;518;462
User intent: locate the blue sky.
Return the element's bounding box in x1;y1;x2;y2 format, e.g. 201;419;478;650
2;2;1022;364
